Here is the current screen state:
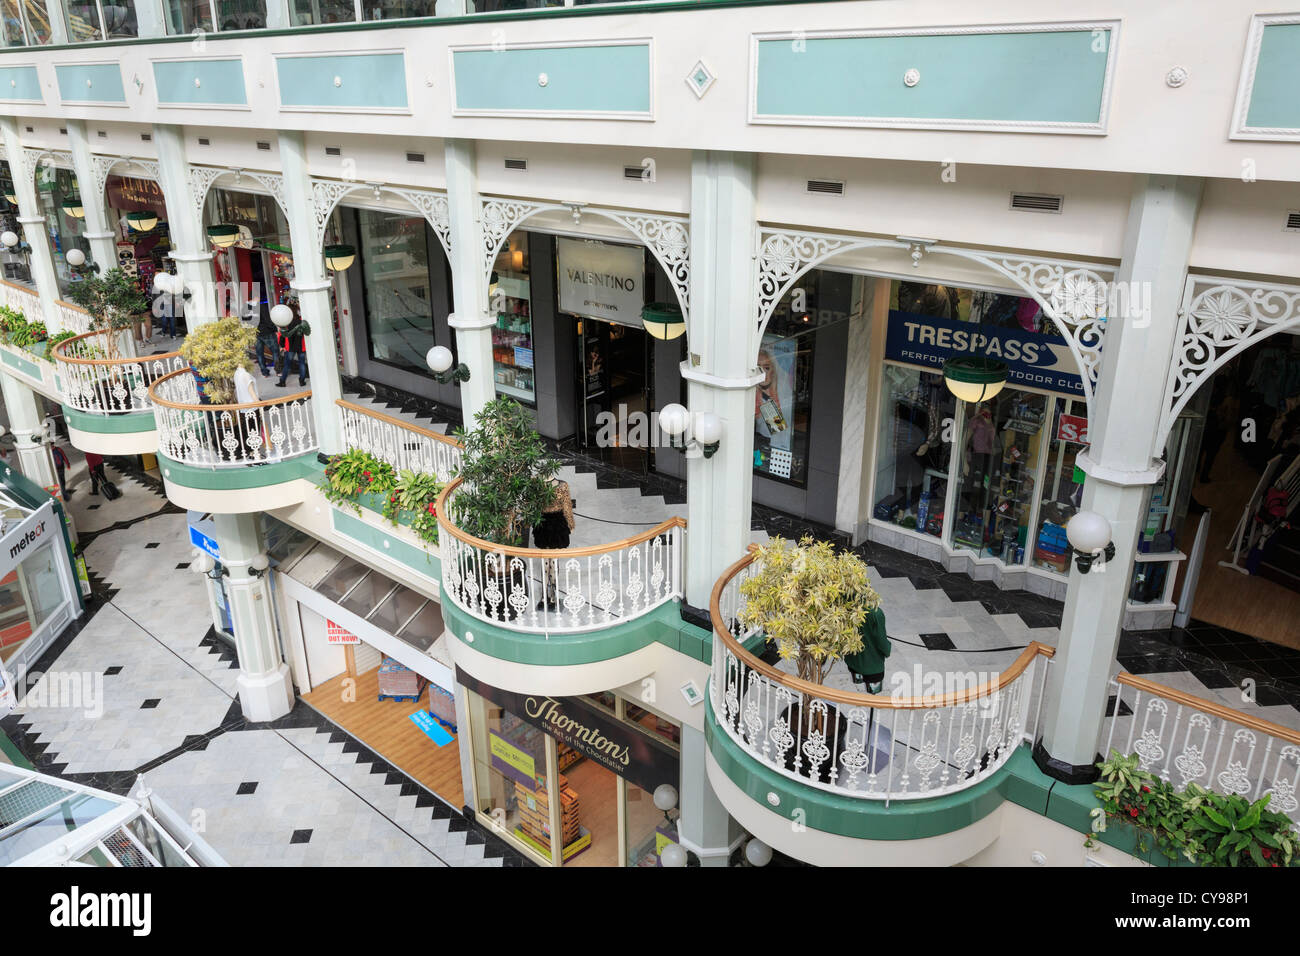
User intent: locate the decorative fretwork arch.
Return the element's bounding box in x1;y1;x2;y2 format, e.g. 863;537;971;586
1157;274;1300;449
311;179;451;258
754;226;1115;414
480;197;690;321
87;155;161;201
21;148;74;187
188;165;290;223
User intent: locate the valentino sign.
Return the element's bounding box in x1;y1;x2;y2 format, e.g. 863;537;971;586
457;668;679;794
556;237;645;327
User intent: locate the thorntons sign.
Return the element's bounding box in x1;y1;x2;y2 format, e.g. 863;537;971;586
556;237;645;327
457;667;679;793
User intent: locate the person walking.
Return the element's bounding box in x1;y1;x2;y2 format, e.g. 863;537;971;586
254;299;279;378
85;451;108;496
51;445;72;500
275;304;309;389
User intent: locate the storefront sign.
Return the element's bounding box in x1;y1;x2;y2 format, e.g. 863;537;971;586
556;238;644;327
1056;413;1090;444
0;500;55;583
885;310;1085;397
459;667;679;794
188;522;220;562
107;176;167;215
490;730;538;787
326;620;360;645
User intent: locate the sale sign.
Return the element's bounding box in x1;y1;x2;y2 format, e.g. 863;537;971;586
1056;414;1089;444
326;620;360;645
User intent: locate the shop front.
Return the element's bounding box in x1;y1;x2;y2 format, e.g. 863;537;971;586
461;668;682;867
867;280;1192;621
104;174;172;306
36;165;89;297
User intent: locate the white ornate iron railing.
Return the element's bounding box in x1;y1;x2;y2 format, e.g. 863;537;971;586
148;368;316;468
0;279;42;326
1105;673;1300;823
710;549;1054;803
336;399;462;483
52;330;185;414
54;300;93;335
435;477;685;635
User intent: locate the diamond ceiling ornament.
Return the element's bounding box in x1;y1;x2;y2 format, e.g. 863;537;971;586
685;60;716;99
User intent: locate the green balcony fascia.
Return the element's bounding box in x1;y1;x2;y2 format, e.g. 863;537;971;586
157;452;320;490
61;405;156;434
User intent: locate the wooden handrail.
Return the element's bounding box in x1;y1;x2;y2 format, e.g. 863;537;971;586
146;367;311;412
52;329;181;368
709;548;1054;710
54;299;90;316
1115;672;1300;747
335;398;463;448
435;475;686;559
0;277;39;297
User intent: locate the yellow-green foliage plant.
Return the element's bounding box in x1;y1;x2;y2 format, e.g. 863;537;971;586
738;536;880;687
180;317;256;404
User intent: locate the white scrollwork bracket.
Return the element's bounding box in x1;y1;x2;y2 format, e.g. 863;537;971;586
248;171;289;222
606;213;690;320
23;148;73;187
188;165;225;218
392;187;452;258
311;179;452;258
89;155;161;200
481;197;543;279
1157;275;1300;449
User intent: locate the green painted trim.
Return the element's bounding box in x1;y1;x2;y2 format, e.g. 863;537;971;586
706;694;1012;840
0;0;857;56
157;452;317;490
329;506;440;578
0;728;32;768
61;404;156;434
0;347;43;379
1245;22;1300;130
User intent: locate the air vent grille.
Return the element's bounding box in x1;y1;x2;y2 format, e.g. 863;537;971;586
256;141;271;151
1286;211;1300;232
324;145;341;156
504;158;527;171
197;137;210;146
23;126;32;133
1010;192;1064;214
406;151;425;163
806;179;845;196
96;130;107;138
140;133;151;142
58;128;66;135
624;164;653;182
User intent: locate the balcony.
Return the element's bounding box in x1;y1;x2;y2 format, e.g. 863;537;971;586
705;548;1056;864
146;368;318;511
51;330;185;454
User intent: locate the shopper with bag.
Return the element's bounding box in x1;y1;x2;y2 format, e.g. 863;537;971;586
84;451;117;499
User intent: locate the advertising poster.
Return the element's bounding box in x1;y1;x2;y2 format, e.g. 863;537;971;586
755;334;796;477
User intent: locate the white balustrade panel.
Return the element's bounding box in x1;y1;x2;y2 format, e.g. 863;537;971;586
55;303;92;335
1105;680;1300;823
337;403;462;482
55;336;186;414
151;373;317;468
438;495;683;634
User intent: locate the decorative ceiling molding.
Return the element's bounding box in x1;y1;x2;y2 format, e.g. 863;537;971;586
481;196;691;321
1158;274;1300;448
754;225;1116;413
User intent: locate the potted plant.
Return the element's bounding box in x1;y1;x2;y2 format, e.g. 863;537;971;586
451;396;559;546
450;397;559;620
179;317;257;404
737;536;881;782
63;266;147;361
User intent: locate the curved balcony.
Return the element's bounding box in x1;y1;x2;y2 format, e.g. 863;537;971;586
706;549;1055;863
436;476;685;671
337;399;462;483
51;330;186;454
146;368;318;512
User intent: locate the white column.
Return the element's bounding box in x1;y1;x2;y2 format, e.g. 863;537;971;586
64;121;117;273
1036;175;1204;780
676;724;741;866
0;374;56;489
133;0;168;38
151;124;216;326
0;118;67;333
211;512;293;722
444;138;496;424
278;130;344;454
682;150;760;608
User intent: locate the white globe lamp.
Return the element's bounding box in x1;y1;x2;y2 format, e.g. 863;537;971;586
270;304;294;328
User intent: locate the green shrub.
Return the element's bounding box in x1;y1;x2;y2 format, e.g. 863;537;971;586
180;317;256;404
320;449;396;513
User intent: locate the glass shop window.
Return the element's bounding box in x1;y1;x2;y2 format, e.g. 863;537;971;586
951;387;1048;566
291;0;355;23
62;0;138;40
874;364;955;538
489;232;534;404
1032;398;1087;574
355;207;438;374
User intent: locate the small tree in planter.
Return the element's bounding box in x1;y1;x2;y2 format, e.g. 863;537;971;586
451;396;559;546
63;267;147;361
738;536;881;781
180;317;256;404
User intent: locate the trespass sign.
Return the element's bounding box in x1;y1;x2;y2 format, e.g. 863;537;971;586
885;310;1086;396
